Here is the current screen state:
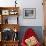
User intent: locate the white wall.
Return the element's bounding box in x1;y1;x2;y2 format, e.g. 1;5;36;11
18;0;44;26
0;0;44;26
0;0;15;7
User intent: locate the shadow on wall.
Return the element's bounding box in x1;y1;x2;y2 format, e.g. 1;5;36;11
18;26;44;44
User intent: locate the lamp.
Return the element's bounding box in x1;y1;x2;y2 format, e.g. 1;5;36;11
15;0;17;7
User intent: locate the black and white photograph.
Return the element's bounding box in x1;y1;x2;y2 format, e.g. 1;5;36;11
23;8;36;19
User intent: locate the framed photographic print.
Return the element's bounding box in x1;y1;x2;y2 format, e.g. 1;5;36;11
2;10;9;15
8;16;17;24
23;8;36;19
2;16;8;24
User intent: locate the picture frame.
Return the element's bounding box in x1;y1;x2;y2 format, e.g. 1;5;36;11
2;10;9;15
23;8;36;19
8;16;18;24
2;16;18;24
9;9;18;15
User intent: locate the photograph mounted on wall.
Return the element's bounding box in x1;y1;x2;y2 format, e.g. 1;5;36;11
23;8;36;19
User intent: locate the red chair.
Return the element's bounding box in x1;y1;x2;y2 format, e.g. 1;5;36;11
21;28;41;46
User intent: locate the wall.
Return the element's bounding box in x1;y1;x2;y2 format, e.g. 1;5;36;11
0;0;15;7
0;0;44;26
18;0;44;26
